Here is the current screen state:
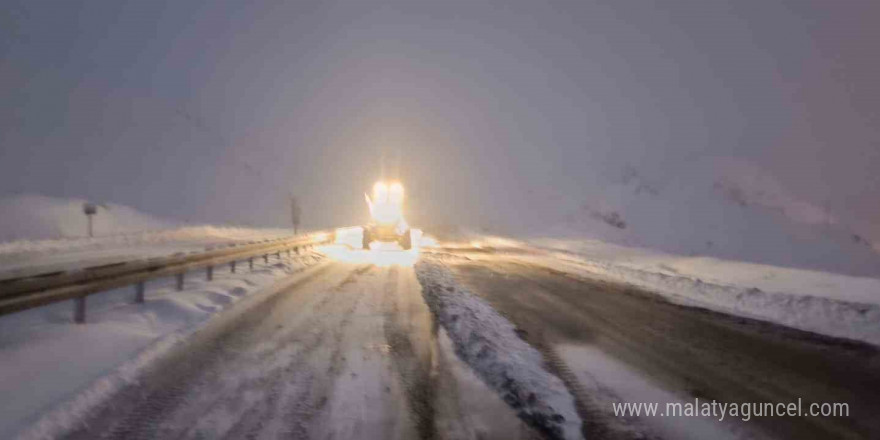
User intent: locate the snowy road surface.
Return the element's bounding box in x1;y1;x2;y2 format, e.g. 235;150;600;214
57;257;540;440
9;243;880;440
433;247;880;439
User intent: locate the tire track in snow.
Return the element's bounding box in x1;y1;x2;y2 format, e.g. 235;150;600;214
179;264;370;439
221;271;365;440
537;342;657;440
59;263;358;440
382;266;438;440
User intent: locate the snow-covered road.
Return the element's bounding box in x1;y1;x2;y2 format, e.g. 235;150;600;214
8;241;880;440
55;258;540;440
430;247;880;439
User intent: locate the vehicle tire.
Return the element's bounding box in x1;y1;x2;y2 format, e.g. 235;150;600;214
362;228;372;250
400;230;412;250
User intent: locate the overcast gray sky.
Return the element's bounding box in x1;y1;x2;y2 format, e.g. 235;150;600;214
1;0;878;237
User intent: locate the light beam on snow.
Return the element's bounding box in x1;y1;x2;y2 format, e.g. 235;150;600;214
320;243;419;267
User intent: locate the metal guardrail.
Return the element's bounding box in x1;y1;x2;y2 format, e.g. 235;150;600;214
0;231;334;323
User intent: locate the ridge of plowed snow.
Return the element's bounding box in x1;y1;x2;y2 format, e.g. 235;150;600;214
415;257;583;440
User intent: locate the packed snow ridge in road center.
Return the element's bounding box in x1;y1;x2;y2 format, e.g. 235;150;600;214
415;256;583;440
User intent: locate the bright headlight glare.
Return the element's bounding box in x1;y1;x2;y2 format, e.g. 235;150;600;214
373;182;389;202
389;182;404;204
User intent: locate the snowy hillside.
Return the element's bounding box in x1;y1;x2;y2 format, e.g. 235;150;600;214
0;194;173;242
539;158;880;278
0;195;295;279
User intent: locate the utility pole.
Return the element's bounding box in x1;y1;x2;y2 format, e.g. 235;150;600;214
83;203;97;237
290;195;301;235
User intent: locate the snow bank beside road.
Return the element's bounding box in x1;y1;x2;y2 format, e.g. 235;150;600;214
415;257;583;440
0;194;297;279
501;237;880;346
1;252;323;440
0;225;295;260
0;225;296;280
533;238;880;306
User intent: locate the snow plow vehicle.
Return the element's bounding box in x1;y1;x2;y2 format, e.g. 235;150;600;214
363;181;413;250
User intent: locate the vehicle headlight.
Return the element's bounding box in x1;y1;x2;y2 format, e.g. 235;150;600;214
373;182;389;203
389;182;404;204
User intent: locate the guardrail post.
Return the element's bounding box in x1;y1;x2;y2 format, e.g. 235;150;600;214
249;257;254;271
74;297;86;323
176;272;184;291
263;254;268;264
135;282;145;303
206;265;213;281
230;261;236;273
